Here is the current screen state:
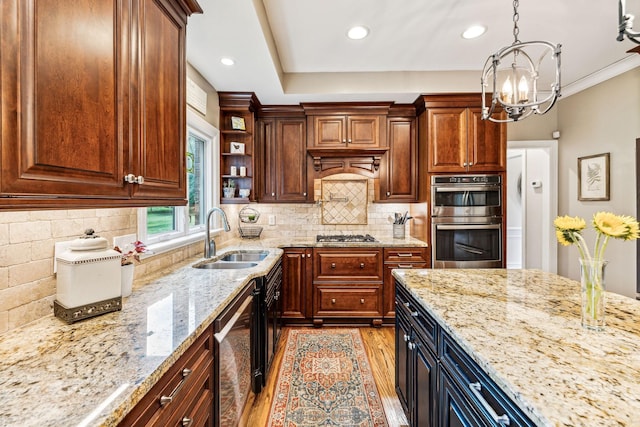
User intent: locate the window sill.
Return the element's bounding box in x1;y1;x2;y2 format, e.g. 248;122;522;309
142;228;225;259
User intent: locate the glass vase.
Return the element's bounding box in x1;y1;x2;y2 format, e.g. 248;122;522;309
579;259;607;331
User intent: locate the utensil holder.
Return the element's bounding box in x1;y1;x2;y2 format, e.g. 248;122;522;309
393;224;405;239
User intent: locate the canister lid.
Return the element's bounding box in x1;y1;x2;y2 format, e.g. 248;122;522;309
69;229;109;251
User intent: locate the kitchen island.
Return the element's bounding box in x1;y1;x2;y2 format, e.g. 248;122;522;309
393;268;640;426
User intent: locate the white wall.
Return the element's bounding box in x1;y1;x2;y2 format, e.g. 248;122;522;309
556;68;640;297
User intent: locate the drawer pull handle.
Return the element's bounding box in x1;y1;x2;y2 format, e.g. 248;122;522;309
403;334;410;342
331;298;336;304
469;382;511;426
404;302;410;308
397;264;414;269
159;368;192;406
274;291;280;300
359;263;365;269
360;298;365;304
330;263;336;269
182;417;193;427
408;342;416;350
397;253;413;257
411;310;419;317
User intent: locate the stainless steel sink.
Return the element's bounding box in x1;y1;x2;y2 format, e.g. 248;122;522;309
220;251;269;262
193;261;258;270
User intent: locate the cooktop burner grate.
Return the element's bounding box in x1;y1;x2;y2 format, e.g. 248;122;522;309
316;234;378;243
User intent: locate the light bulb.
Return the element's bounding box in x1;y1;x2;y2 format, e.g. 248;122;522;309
500;76;513;104
518;75;529;103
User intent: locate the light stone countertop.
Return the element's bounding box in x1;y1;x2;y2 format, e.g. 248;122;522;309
0;234;426;427
392;268;640;427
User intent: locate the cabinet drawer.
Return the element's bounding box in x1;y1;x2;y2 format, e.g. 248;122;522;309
314;249;383;281
441;334;536;427
384;247;428;263
314;286;382;317
119;327;214;427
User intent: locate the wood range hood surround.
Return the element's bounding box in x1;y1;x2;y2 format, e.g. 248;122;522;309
307;147;389;178
303;101;393;179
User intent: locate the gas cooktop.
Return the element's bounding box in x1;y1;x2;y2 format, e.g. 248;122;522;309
316;234;378;243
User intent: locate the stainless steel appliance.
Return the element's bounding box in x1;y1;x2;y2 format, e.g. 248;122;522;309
431;174;501;217
214;280;259;427
316;234;378;243
431;175;503;268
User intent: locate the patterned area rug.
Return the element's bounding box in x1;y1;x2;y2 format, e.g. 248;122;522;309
268;328;389;427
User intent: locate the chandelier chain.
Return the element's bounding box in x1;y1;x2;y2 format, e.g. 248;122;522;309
512;0;520;44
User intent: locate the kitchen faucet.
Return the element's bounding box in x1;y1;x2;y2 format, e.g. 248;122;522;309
204;207;231;258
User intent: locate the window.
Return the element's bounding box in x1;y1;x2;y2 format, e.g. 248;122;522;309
138;109;220;252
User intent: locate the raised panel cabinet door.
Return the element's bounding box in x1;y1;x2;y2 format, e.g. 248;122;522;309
467;108;506;172
395;312;411;417
281;249;309;320
382;117;417;201
312;115;346;147
257;119;277;201
130;0;187;201
0;0;129;200
427;108;467;173
347;115;380;148
276;119;307;202
415;337;438;427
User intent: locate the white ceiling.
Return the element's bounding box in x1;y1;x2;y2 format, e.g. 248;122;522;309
186;0;640;105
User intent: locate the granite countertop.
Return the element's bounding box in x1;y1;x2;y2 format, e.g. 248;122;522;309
0;234;427;427
0;245;283;427
393;268;640;427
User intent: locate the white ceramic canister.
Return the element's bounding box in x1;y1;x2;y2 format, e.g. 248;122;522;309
56;229;122;308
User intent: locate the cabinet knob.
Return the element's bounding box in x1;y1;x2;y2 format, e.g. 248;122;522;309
360;298;365;304
124;174;144;184
303;192;307;196
468;162;473;166
386;191;391;196
307;253;312;258
403;334;410;342
271;192;275;197
463;162;468;167
274;291;280;300
342;139;347;143
348;139;352;143
182;417;193;427
331;298;336;304
330;263;336;269
359;263;365;269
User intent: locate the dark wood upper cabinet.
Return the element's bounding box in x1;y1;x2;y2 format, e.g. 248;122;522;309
0;0;201;210
310;115;382;149
417;94;506;174
257;116;308;203
379;113;418;202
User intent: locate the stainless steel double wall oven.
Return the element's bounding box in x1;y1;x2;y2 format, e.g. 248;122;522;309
431;174;503;268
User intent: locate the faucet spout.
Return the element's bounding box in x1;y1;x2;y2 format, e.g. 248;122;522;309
204;207;230;258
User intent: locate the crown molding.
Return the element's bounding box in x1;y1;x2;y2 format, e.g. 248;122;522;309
561;54;640;98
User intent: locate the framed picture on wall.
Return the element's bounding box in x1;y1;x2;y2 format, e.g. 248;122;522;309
578;152;610;201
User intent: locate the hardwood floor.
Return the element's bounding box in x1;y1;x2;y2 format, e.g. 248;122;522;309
246;326;409;427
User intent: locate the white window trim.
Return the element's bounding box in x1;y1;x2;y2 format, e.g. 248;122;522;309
137;107;221;256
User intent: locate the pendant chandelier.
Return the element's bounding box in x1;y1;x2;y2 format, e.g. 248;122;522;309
618;0;640;44
481;0;562;122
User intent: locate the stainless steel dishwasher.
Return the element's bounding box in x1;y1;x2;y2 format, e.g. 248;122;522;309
214;279;259;427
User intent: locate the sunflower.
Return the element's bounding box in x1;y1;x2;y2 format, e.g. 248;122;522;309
592;212;628;238
553;215;586;232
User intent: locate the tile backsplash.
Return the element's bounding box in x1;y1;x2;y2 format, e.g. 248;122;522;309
321;178;368;225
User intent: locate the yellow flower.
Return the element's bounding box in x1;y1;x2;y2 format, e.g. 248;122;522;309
556;230;575;246
592;212;628;238
620;215;640;241
553;215;586;232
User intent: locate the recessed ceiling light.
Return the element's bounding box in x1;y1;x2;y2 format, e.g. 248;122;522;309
462;25;487;39
347;26;369;40
220;57;235;66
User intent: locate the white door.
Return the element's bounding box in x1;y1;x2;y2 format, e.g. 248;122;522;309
507;141;558;273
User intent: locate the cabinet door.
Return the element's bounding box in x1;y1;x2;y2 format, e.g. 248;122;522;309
440;371;489;427
395;311;411;416
414;334;438;427
131;0;186;200
257;119;277;201
347;115;381;148
0;0;129;200
312;115;347;148
276;119;308;202
427;108;467;173
467;109;506;172
380;117;417;201
281;248;311;321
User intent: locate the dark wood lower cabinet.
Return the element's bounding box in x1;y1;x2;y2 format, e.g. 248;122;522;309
396;280;535;427
281;248;313;322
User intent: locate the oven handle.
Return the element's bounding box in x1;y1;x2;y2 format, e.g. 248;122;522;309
455;242;484;255
436;224;502;230
433;186;500;193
